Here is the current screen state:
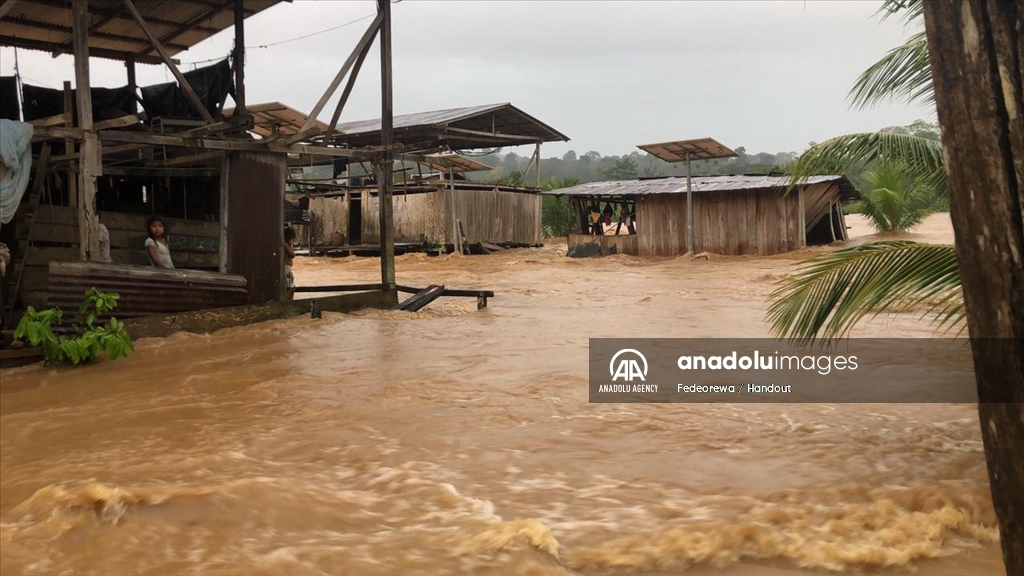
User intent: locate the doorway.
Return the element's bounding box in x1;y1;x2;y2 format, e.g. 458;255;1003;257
348;196;362;245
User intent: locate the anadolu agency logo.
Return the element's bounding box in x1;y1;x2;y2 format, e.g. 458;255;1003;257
610;349;648;382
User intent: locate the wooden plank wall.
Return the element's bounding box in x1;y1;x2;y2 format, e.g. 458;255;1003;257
307;196;349;245
453;188;541;245
361;190;447;245
637;189;803;257
15;205;221;310
803;183;840;231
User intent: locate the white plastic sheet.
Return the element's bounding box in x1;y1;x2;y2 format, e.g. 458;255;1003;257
0;119;35;227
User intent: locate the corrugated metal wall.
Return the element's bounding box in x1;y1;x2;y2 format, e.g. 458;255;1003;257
226;151;285;303
453;188;541;244
637;190;802;256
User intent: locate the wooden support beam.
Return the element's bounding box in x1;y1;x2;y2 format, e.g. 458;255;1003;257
2;14;192;53
0;35;173;65
146;151;221;168
73;0;100;262
121;0;216;124
439;125;542;142
232;0;245;114
377;0;395;288
93;113;144;130
219;152;229;273
29;114;71;128
322;29;374;145
300;12;383;134
32;126;397;160
63;81;77;208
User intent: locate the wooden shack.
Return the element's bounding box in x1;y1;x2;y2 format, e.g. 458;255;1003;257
296;103;569;253
544;174;857;257
0;0;415;332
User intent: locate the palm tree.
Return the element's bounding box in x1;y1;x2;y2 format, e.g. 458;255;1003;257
541;177;581;237
856;161;936;232
768;0;964;345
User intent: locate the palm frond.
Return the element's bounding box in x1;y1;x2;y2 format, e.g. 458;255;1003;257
858;161;935;232
876;0;923;25
849;32;932;110
787;132;946;196
766;241;963;346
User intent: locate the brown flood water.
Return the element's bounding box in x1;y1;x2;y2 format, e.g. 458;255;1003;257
0;213;1005;575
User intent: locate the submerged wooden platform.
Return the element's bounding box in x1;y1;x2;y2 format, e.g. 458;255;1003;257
296;283;494;309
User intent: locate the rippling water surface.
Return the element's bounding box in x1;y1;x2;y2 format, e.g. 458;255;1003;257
0;214;1005;575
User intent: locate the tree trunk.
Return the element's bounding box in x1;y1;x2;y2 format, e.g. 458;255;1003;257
922;1;1024;573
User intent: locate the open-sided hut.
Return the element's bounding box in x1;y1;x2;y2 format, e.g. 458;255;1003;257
297;103;569;253
543;174;857;257
0;0;412;332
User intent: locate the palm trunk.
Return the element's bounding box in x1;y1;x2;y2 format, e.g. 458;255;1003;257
922;1;1024;573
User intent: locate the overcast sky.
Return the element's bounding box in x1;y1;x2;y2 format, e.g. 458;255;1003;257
0;0;933;158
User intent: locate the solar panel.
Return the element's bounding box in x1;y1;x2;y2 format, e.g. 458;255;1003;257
636;137;738;162
422;153;493;173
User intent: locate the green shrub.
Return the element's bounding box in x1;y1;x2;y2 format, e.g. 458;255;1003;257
15;288;134;367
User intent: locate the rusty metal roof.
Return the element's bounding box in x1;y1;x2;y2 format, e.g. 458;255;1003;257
541;174;858;200
224;101;328;139
325;102;570;152
0;0;287;65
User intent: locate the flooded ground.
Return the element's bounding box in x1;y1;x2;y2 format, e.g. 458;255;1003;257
0;213;1005;575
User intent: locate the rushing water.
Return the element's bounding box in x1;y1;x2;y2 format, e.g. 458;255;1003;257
0;214;1005;575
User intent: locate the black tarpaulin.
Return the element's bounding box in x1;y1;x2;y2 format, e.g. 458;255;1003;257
0;76;19;120
140;59;234;120
20;83;137;123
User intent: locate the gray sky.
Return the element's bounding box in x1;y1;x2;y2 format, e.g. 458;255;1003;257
0;0;933;158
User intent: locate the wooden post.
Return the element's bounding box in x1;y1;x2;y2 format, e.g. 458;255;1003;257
685;152;693;254
125;55;136;110
323;32;374;145
73;0;100;262
377;0;395;287
449;168;460;254
300;12;383;135
797;186;806;248
232;0;245;114
62;81;77;208
219;152;229;273
535;142;541;188
122;0;216;124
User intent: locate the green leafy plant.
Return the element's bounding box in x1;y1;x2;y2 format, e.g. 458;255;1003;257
857;161;936;232
14;288;134;367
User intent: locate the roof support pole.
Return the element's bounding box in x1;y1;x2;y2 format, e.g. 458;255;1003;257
322;29;374;146
124;55;137;112
685;151;693;254
232;0;245;114
300;11;383;135
122;0;216;124
377;0;395;288
535;142;541;188
73;0;100;261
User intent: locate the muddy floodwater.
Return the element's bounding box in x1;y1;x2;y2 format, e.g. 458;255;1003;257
0;213;1005;575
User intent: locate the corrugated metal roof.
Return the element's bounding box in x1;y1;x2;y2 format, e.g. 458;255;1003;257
328;102;570;151
541;174;858;199
0;0;286;64
334;103;508;135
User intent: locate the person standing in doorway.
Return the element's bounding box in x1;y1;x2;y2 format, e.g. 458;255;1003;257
145;215;174;268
